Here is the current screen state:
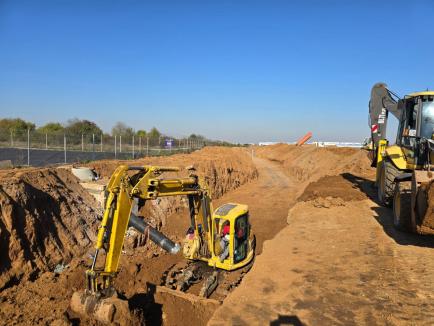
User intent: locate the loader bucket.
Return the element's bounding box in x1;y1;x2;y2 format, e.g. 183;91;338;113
411;170;434;235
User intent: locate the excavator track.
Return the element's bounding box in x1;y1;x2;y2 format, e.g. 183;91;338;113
161;257;255;300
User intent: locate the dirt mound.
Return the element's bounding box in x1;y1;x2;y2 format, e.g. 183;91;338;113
299;175;369;203
87;146;257;199
0;168;100;291
0;146;258;325
255;144;372;184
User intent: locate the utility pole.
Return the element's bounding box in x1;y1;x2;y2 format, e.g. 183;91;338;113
92;133;95;161
114;135;117;159
27;129;30;166
64;134;66;163
132;135;135;159
100;133;103;152
120;135;122;153
146;137;149;156
81;134;84;151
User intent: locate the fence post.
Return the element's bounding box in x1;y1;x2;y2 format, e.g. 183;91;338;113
45;133;48;149
132;135;135;159
27;129;30;166
100;133;103;152
114;135;117;159
120;135;122;153
139;136;142;154
81;133;84;151
64;134;66;163
146;137;149;156
92;133;95;161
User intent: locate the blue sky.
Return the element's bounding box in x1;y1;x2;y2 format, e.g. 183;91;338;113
1;1;433;143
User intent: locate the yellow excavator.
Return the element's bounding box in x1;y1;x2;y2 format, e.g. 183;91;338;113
368;82;434;233
70;165;255;323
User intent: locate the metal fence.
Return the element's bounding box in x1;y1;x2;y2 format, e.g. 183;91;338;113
0;130;204;167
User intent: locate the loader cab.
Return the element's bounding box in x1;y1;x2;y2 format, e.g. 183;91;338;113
211;203;254;271
396;92;434;167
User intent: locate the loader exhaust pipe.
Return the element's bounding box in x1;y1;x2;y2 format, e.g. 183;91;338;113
129;214;181;254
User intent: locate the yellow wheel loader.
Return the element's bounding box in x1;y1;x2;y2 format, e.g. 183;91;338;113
369;82;434;233
70;165;255;323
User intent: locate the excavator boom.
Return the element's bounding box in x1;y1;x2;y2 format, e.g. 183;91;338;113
70;165;254;323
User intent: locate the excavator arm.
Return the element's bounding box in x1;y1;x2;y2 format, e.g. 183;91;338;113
86;165;212;296
71;164;254;323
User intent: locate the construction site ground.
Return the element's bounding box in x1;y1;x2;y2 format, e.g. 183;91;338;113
1;145;434;325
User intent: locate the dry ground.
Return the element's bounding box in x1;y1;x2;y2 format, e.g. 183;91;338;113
1;145;434;325
210;146;434;326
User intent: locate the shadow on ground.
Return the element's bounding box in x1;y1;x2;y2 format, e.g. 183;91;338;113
270;314;304;326
342;173;434;248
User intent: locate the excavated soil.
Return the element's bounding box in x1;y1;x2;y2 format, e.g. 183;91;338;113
3;144;434;325
0;147;257;325
0;168;101;292
210;145;434;325
416;181;434;234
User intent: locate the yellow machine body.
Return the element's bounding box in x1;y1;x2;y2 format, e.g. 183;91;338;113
183;202;254;270
86;165;255;295
370;84;434;234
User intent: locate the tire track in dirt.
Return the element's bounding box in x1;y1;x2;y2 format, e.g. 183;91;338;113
209;164;434;325
214;157;298;255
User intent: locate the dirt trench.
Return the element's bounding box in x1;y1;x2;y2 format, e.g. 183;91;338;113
210;145;434;325
0;147;258;325
3;144;434;325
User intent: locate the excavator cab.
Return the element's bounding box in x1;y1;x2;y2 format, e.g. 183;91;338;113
208;203;254;271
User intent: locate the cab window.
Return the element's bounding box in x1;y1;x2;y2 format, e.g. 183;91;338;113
421;99;434;140
234;214;249;263
213;218;230;260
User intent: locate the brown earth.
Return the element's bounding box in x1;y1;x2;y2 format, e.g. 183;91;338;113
0;167;101;291
0;147;257;325
210;145;434;325
2;144;434;325
417;181;434;234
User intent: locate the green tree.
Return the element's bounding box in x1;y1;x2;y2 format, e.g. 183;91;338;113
148;127;161;139
37;122;64;134
111;122;134;138
136;129;147;137
189;134;205;140
65;119;102;135
0;118;35;135
0;119;35;143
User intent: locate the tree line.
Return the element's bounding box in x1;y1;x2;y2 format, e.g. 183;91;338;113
0;118;233;146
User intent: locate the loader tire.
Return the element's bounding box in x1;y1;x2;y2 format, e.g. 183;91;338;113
393;182;412;231
378;159;400;207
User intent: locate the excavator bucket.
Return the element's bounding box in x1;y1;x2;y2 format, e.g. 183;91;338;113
70;291;133;324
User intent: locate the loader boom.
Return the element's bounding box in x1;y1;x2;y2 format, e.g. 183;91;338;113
368;82;401;164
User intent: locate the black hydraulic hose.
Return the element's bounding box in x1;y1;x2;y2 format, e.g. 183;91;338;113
128;214;180;254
